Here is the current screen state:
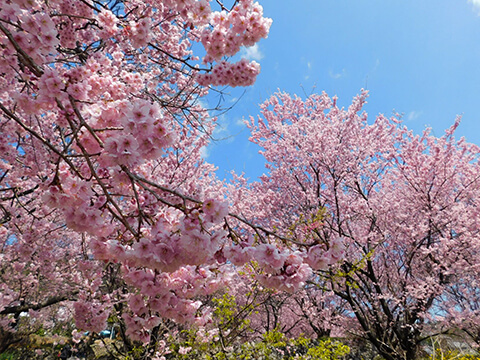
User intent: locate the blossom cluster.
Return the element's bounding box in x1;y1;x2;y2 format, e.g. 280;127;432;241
74;300;109;334
1;3;59;65
56;0;94;48
127;17;153;48
118;264;232;343
196;59;261;87
41;177;109;237
91;198;228;270
100;100;175;167
194;0;271;87
97;9;119;38
224;238;346;293
305;237;346;271
201;0;272;61
256;250;313;293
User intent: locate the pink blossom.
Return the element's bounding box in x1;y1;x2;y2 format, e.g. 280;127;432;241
306;245;330;271
254;244;286;271
223;245;252;266
38;68;64;99
97;9;118;38
202;198;228;224
74;300;109;333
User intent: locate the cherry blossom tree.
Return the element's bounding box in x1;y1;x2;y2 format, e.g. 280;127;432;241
241;90;480;360
0;0;276;356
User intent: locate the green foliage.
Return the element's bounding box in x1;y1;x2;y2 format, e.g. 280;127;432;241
166;290;350;360
287;208;328;243
212;292;253;332
262;328;287;348
299;338;351;360
427;349;480;360
168;291;256;359
123;345;144;360
169;324;350;360
34;326;46;337
0;352;18;360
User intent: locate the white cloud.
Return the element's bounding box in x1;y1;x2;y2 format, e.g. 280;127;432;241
213;116;230;139
469;0;480;14
406;110;422;122
211;114;241;143
235;117;247;127
200;145;210;159
302;60;313;80
328;68;347;79
241;44;264;61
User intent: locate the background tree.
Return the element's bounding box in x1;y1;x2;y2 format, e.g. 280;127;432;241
442;273;480;350
240;90;480;360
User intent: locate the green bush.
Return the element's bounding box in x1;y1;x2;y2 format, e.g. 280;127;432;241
427;349;480;360
0;352;18;360
166;290;350;360
169;326;350;360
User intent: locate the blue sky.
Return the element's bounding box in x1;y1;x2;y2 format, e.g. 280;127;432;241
203;0;480;180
